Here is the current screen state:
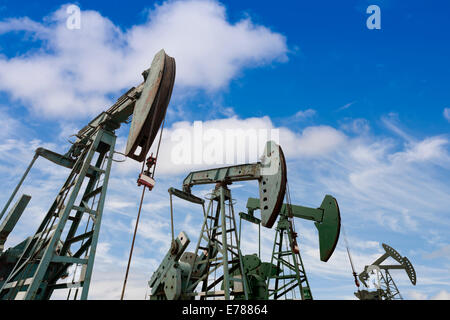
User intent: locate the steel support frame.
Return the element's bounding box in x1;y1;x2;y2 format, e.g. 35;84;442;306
0;128;116;300
187;185;248;300
380;270;403;300
267;214;312;300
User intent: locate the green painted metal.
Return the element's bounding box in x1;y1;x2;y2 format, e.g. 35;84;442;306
0;128;116;300
247;195;341;262
168;187;204;205
0;195;31;252
148;186;250;300
192;186;248;299
220;187;231;299
268;213;312;300
125;49;176;162
244;195;341;300
313;196;341;262
36;148;75;169
0;155;37;222
239;211;261;225
182;141;287;229
232;254;278;300
0;148;75;223
171;141;285;300
148;231;190;300
148;141;340;300
0;49;176;300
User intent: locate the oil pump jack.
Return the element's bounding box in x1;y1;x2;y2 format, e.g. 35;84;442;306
243;194;340;300
0;49;176;300
148;141;341;300
355;243;416;300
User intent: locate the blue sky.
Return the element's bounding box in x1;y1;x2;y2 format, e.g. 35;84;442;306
0;0;449;300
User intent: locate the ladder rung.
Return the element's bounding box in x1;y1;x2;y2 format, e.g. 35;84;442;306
83;186;103;200
72;205;97;216
209;262;223;268
229;277;243;282
49;281;84;290
66;231;93;244
274;251;292;255
197;290;241;297
52;255;88;265
196;256;223;264
273;275;297;280
198;290;225;297
1;277;34;289
216;228;235;236
89;165;105;174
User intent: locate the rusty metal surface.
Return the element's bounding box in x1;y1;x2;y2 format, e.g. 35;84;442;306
125;49;176;162
259;142;287;228
182;164;261;192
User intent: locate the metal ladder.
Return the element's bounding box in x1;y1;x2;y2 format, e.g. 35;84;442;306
268;213;312;300
187;185;249;300
0;128;115;300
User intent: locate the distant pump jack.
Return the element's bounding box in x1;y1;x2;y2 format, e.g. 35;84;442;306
355;243;416;300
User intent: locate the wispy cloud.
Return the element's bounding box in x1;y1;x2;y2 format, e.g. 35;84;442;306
294;108;316;120
337;101;356;111
382;113;415;142
444;108;450;122
423;245;450;260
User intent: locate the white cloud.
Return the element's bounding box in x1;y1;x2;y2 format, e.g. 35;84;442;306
0;16;49;35
392;137;449;163
0;0;288;118
408;290;428;300
340;118;370;135
337;101;355;111
0;107;23;139
111;116;348;177
290;125;346;157
382;113;414;142
444;108;450;122
294;108;316;120
424;244;450;260
431;290;450;300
